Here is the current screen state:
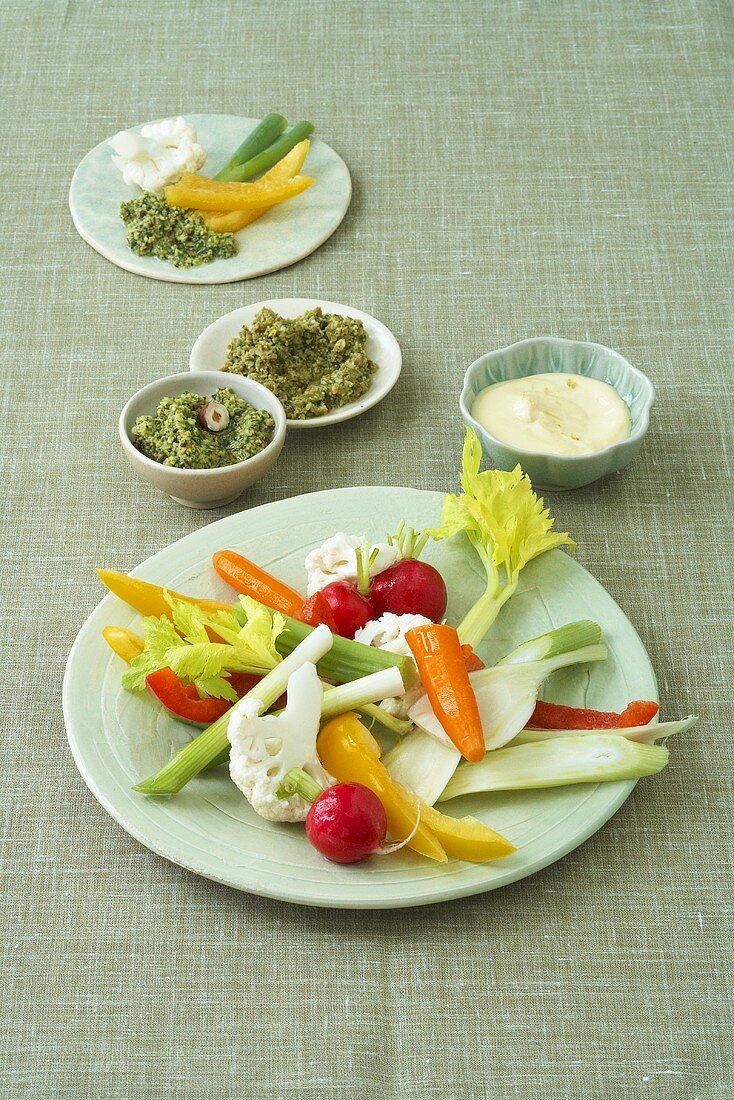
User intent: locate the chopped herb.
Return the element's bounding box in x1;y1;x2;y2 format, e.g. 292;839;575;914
221;307;377;419
120;192;237;268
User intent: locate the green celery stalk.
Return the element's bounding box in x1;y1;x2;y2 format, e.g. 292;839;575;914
234;606;415;688
439;735;669;801
134;625;332;795
497;620;601;665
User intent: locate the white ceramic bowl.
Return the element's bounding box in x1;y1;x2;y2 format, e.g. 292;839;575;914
118;372;286;509
189;297;402;428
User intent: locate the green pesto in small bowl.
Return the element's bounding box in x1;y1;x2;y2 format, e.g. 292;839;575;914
131;387;274;469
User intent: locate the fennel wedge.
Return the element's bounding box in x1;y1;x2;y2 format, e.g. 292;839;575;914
439;735;669;801
383;622;604;805
409;644;607;751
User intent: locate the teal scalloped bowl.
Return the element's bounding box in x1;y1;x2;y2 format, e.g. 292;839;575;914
460;338;655;490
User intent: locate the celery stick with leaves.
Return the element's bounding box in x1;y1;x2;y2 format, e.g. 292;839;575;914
429;429;575;650
122;593;285;701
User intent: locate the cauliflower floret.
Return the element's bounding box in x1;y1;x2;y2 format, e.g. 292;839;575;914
305;533;398;596
227;663;331;822
354;613;431;720
355;612;432;657
109;116;205;194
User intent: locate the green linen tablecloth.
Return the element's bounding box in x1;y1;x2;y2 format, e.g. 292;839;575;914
1;1;732;1097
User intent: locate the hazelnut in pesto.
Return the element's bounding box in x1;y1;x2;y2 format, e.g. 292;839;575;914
220;307;377;419
131;388;274;469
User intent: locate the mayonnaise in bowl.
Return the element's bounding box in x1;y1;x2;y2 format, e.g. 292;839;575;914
471;372;632;457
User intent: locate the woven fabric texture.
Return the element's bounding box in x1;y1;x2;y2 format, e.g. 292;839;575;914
1;1;732;1097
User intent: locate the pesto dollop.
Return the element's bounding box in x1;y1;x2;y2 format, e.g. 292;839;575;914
221;307;377;419
120;193;237;268
131;388;274;469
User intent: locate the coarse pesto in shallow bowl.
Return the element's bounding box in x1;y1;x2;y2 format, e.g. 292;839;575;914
460;337;655;490
119;372;286;509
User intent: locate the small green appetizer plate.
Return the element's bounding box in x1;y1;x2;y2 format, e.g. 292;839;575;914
68;114;352;285
63;487;657;909
460;338;655;490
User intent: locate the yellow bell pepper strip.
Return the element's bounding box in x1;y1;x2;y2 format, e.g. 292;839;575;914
417;802;515;862
406;623;485;763
164;173;314;213
317;713;447;863
97;569;231;620
102;625;144;664
203;140;311;234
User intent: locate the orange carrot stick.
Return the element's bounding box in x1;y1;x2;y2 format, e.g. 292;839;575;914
212;550;305;618
406;623;485;763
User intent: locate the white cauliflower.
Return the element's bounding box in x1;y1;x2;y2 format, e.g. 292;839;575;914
108;116;205;194
305;533;398;596
227;663;331;822
354;613;431;720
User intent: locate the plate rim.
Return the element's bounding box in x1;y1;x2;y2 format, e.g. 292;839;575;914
189;297;403;429
68;113;352;285
62;486;657;909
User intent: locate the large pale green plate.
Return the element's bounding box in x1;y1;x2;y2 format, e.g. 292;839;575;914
63;488;657;908
69;114;352;284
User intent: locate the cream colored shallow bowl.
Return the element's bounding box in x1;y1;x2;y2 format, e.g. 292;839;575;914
189;297;402;428
118;371;286;509
460;337;655;490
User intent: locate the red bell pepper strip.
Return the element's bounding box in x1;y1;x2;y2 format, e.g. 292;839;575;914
212;550;305;618
301;591;338;632
406;623;485;763
145;668;234;727
461;644;485;673
528;699;659;730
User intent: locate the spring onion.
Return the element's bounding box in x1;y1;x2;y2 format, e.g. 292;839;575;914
220;121;314;184
320;668;405;720
214;114;288;182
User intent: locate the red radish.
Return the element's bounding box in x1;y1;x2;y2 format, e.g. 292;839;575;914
319;581;375;638
369;559;447;622
306;783;388;864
